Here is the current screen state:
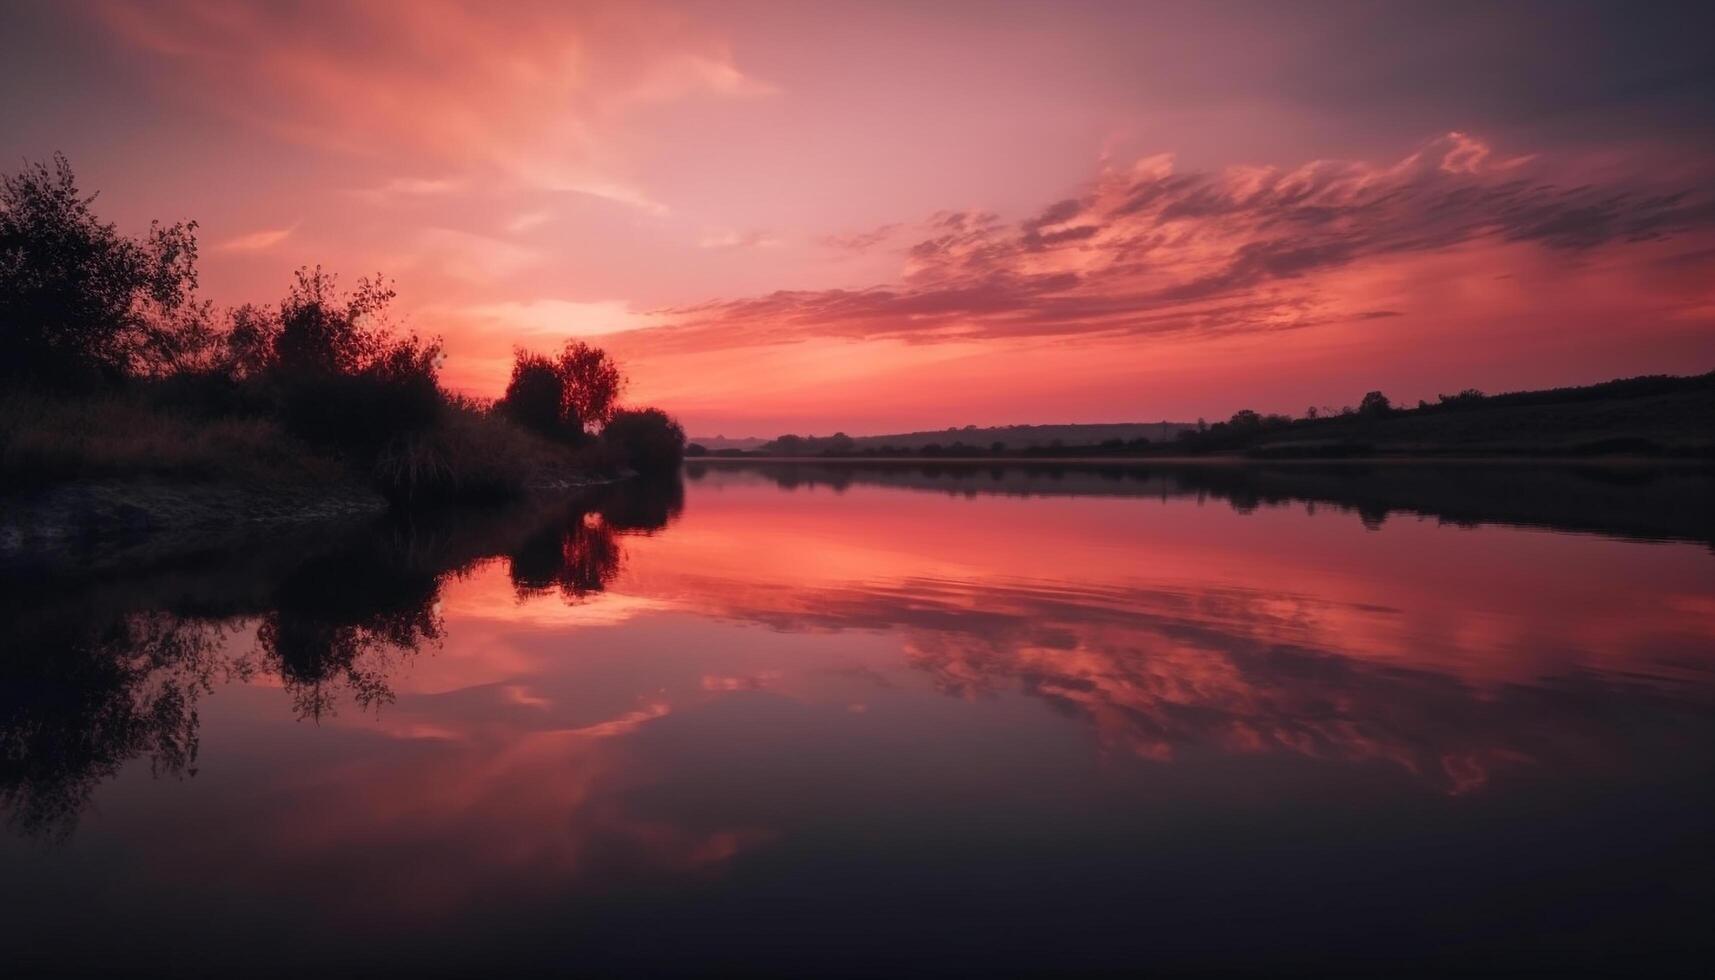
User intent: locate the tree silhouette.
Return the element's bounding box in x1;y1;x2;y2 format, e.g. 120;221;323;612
0;154;201;386
557;340;624;431
498;348;569;437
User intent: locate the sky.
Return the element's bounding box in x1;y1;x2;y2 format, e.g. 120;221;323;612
2;0;1713;436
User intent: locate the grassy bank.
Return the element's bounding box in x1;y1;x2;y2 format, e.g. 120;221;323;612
0;385;608;503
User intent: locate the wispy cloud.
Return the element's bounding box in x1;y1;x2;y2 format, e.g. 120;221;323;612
698;228;780;249
91;0;774;210
350;176;467;204
505;210;554;234
820;223;902;254
643;133;1715;351
405;228;545;281
454;298;658;339
217;222;298;252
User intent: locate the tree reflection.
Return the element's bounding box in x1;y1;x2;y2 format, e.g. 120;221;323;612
508;511;621;600
508;478;682;600
0;475;687;838
0;609;220;840
696;460;1715;547
248;550;444;721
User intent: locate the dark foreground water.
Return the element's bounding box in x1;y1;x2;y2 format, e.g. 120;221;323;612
3;462;1713;976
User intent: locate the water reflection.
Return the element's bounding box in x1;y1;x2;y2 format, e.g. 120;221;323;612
0;478;680;839
2;463;1711;972
690;459;1715;547
0;611;216;840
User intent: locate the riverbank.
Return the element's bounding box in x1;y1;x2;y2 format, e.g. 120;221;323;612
706;371;1715;462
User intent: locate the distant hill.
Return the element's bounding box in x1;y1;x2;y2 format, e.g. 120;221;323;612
759;422;1195;455
1225;372;1715;457
700;371;1715;460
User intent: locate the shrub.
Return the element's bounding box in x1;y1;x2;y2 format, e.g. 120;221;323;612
601;407;686;474
371;401;533;506
273;267;391;379
278;347;442;450
267;268;444;451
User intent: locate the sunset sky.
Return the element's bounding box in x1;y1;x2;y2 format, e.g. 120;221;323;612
3;0;1712;435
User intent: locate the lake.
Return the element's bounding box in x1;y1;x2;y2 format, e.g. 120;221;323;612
3;461;1713;976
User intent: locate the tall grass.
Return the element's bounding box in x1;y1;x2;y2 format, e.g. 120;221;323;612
369;396;610;506
0;388;340;492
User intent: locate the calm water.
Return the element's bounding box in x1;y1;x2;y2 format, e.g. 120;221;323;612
3;462;1713;976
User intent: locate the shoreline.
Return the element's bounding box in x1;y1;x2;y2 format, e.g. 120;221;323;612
0;471;621;575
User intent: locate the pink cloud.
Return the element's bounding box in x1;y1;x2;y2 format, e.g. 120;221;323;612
637;134;1715;353
90;0;773;209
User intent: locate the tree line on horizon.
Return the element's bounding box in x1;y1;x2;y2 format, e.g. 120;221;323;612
0;155;685;500
721;371;1710;460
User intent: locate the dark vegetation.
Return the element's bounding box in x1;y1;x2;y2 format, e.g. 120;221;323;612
724;374;1714;460
0;155;685;508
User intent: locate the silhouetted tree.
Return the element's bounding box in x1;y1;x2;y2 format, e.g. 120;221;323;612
0;154;201;386
1438;388;1486;407
602;407;686;474
498;348;569;437
273;267;391;378
558;340;623;431
1359;390;1393;417
221;303;279;380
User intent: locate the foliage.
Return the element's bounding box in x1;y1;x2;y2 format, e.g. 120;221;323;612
602;407;686;474
0;155;681;505
371;397;552;506
498;349;569;437
557;340;624;429
498;340;625;441
0;154;202;386
268;268;444;450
